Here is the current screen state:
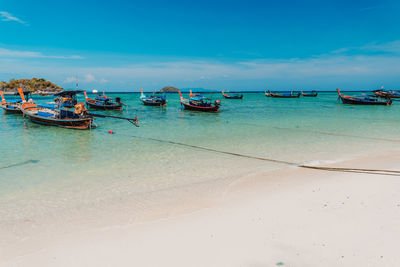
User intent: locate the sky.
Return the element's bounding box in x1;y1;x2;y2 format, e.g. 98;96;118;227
0;0;400;91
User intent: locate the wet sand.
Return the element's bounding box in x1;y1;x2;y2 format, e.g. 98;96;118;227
2;151;400;266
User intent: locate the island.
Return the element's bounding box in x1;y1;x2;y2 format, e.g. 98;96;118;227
158;86;180;93
0;78;63;95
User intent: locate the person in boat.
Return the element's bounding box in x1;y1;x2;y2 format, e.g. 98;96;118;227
74;102;88;115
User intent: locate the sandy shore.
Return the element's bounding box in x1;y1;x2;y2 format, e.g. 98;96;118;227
2;151;400;267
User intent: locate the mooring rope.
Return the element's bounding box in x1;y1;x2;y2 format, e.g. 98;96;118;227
131;135;400;176
273;127;400;143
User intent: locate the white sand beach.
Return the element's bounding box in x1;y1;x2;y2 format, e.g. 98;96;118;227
1;150;400;267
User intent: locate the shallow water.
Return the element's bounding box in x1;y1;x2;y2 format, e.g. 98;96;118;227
1;92;400;221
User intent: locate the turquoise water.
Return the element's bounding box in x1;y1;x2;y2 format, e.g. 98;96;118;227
1;92;400;221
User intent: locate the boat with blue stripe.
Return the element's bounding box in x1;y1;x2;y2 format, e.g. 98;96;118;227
0;90;34;114
140;88;167;106
265;90;301;98
178;90;221;112
84;91;123;110
337;88;392;105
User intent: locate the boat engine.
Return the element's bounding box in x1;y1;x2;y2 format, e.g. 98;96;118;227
214;100;221;106
115;97;121;103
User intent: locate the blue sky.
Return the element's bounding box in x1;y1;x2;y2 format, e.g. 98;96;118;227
1;0;400;91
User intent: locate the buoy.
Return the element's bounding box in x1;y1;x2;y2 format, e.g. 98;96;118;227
108;130;114;134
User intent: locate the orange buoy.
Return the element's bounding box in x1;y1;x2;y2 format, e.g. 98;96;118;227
108;130;114;134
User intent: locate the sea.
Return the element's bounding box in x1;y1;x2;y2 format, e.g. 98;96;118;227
1;91;400;223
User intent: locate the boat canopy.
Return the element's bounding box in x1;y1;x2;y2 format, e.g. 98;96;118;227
190;96;205;101
54;90;84;97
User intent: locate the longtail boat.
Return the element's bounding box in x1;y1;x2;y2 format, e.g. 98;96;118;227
21;103;95;129
84;91;123;110
301;90;318;97
372;89;400;99
139;88;167;106
178;90;221;112
265;90;301;98
221;91;243;99
337;88;392;105
0;89;34;114
21;91;138;129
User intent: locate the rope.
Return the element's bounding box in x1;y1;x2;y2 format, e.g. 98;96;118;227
131;135;400;176
273;127;400;143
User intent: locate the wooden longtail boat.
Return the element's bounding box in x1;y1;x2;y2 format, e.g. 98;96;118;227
178;90;221;112
301;90;318;97
221;91;243;99
265;90;301;98
337;88;392;106
0;89;34;114
139;88;167;106
373;89;400;99
84;91;123;110
21;101;95;130
21;90;138;129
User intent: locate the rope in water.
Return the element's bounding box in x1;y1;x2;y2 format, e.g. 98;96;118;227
273;127;400;143
131;135;400;176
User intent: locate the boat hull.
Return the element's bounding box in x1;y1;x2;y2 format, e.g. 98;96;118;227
265;91;300;98
141;99;166;106
223;95;243;99
181;101;220;112
86;100;122;110
266;94;300;98
1;104;22;114
26;115;94;129
339;96;391;105
22;107;95;129
301;92;318;97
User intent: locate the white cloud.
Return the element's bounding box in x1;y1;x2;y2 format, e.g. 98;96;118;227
330;41;400;56
0;47;83;59
64;75;107;85
2;40;400;90
64;76;77;83
84;74;96;82
0;11;27;25
360;40;400;54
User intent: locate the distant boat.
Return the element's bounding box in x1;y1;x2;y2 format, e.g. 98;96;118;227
92;89;98;94
84;91;123;110
337;88;392;105
301;90;318;97
372;89;400;99
140;88;167;106
265;90;301;98
221;91;243;99
178;90;221;112
0;89;34;114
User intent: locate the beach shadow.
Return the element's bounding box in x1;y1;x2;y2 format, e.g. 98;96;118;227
0;159;39;170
